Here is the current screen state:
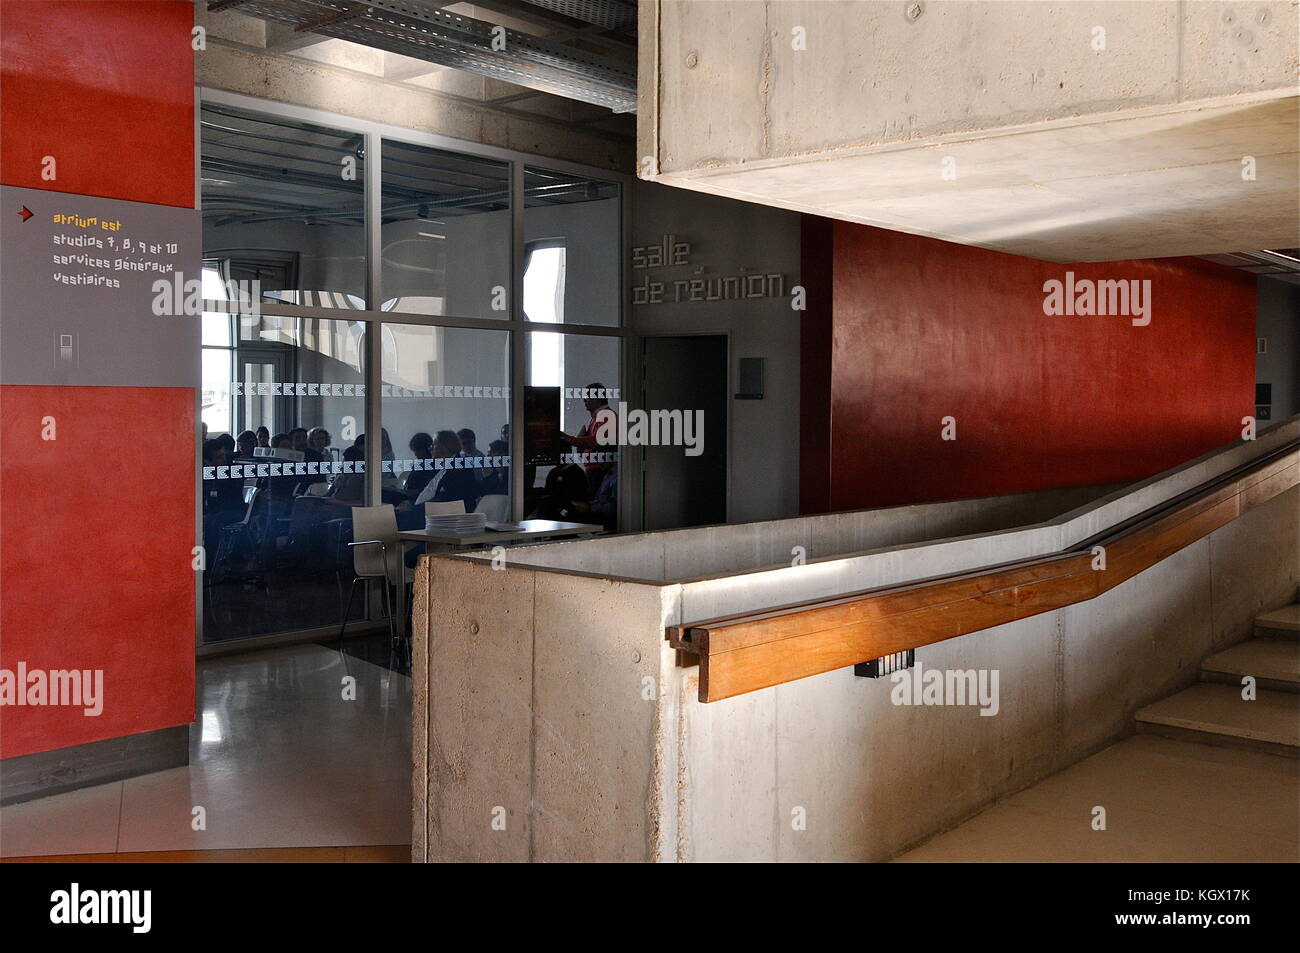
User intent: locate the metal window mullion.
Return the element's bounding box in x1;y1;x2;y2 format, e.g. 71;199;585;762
195;84;205;651
367;311;521;331
365;132;384;507
510;159;527;522
618;175;633;531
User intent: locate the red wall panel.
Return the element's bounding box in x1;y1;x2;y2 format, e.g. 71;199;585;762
1;1;197;761
0;0;195;207
0;385;196;758
824;222;1256;511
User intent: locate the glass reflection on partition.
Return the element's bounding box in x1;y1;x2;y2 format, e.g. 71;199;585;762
381;325;512;529
381;140;510;319
525;332;620;531
200;317;369;643
524;167;620;327
200;103;366;308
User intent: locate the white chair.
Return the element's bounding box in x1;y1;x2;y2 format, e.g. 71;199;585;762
473;494;510;522
339;504;405;648
424;500;465;516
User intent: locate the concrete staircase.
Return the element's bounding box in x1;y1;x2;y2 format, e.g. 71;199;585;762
1135;603;1300;758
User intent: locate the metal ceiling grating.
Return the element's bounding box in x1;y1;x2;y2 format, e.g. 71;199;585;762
520;0;637;33
216;0;638;113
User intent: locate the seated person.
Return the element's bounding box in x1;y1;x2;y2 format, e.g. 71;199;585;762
202;439;245;552
308;426;332;458
354;429;395;462
559;464;617;532
458;427;486;481
399;431;437;499
235;430;257;459
529;462;589;521
255;426;271;449
479;439;510;497
266;432;300;504
398;430;478;529
298;426;331;491
323;445;366;505
412;430;479;509
356;428;399;490
458;427;484;460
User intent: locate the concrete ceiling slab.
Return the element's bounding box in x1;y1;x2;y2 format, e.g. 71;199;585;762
639;0;1300;263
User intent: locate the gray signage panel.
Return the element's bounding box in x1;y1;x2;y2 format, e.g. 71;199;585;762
1;185;200;388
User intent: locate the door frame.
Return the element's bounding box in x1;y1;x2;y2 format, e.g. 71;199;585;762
633;329;732;531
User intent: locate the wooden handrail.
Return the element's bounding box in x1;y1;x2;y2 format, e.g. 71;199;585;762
669;442;1299;702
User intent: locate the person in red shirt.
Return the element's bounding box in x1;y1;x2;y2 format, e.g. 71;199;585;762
561;382;616;495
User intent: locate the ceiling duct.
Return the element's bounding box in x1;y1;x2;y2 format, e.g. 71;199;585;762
1201;249;1300;287
519;0;637;33
217;0;638;113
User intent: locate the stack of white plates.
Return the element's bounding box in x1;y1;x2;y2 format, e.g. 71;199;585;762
425;512;487;534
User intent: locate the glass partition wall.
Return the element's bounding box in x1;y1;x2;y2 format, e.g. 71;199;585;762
198;94;625;647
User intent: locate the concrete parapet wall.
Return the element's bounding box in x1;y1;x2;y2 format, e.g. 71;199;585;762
500;482;1118;582
670;486;1297;860
413;421;1299;861
413;557;678;861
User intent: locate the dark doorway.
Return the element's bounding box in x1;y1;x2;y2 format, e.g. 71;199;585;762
641;335;728;530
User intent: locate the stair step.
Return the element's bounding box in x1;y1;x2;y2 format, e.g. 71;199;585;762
1255;603;1300;638
1135;683;1299;758
1201;639;1300;692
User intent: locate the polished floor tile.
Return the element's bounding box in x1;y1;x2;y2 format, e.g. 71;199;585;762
1;644;410;858
0;780;123;858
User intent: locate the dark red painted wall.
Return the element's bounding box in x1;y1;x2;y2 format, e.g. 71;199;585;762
814;221;1256;512
0;0;195;208
1;1;196;759
799;215;835;515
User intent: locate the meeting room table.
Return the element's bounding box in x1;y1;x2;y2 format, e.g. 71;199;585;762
394;519;602;633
